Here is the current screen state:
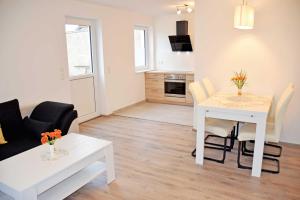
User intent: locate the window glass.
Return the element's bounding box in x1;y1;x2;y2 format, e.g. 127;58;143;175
65;24;93;77
134;27;149;71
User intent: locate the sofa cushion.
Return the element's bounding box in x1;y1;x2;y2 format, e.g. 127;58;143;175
0;99;24;141
23;116;54;141
0;138;40;161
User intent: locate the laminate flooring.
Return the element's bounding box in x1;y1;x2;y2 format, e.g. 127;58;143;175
66;115;300;200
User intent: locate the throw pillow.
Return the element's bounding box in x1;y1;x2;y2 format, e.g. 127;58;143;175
0;99;24;141
0;124;7;144
23;117;54;141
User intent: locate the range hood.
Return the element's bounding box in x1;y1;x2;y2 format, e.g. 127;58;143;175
168;20;193;52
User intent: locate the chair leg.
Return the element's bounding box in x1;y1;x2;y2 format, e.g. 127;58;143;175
204;137;227;163
191;148;196;157
191;137;227;164
265;143;282;157
235;122;240;139
242;141;282;157
229;127;236;150
237;141;280;174
237;141;252;170
205;127;235;152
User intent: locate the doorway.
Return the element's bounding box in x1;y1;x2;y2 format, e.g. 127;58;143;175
65;18;100;123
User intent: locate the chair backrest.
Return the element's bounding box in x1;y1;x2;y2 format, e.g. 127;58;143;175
189;81;208;104
189;81;208;129
202;78;216;97
274;83;295;139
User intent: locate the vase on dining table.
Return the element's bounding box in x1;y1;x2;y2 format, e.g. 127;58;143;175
238;88;242;96
231;70;247;96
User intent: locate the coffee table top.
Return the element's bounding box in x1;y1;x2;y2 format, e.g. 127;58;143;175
0;133;111;192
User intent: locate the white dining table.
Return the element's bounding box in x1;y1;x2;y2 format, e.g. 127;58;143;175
196;93;273;177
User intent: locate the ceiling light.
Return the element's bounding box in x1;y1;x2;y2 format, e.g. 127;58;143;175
186;7;193;13
234;0;255;29
176;4;193;15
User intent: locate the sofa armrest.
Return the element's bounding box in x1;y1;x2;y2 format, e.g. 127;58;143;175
30;101;74;125
57;110;78;135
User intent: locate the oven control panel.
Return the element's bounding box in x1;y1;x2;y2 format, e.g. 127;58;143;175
164;74;186;80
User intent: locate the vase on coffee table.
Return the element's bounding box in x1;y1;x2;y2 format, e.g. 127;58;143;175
41;129;62;159
49;143;55;158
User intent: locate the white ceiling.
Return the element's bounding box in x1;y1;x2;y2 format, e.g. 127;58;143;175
78;0;195;16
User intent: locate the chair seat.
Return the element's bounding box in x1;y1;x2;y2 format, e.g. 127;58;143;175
238;123;279;143
205;119;235;137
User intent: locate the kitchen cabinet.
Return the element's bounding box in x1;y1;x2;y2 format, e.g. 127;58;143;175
145;71;194;106
145;73;164;101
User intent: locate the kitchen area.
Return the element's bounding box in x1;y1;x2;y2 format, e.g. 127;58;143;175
145;14;195;106
145;70;194;105
115;12;195;125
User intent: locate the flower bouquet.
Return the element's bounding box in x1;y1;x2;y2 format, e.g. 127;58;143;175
231;70;247;95
41;129;62;158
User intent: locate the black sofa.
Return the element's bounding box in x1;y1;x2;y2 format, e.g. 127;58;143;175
0;99;77;161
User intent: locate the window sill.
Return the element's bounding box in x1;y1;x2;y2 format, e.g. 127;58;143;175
135;67;152;73
135;68;152;73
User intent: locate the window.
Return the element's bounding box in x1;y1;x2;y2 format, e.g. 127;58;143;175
65;24;93;77
134;26;149;72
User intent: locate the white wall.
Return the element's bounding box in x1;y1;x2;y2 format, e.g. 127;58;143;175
155;14;195;71
195;0;300;144
0;0;153;115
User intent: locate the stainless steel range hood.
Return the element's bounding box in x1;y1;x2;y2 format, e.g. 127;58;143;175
168;20;193;52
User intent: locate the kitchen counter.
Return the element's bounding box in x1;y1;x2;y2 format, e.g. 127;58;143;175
144;70;194;106
146;70;194;75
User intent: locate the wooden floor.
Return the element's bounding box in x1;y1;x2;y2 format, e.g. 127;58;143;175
67;115;300;200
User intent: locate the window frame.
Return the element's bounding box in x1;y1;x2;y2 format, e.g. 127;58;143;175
134;26;150;72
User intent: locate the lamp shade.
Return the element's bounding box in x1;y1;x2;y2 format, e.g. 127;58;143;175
234;5;255;29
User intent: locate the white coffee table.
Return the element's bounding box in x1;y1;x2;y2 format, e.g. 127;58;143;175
0;133;115;200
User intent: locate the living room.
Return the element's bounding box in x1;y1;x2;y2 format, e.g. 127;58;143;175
0;0;299;199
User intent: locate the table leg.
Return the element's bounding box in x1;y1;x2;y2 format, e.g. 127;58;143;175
104;143;116;184
196;106;206;165
252;119;267;177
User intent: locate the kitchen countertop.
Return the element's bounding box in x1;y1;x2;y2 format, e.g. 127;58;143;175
146;70;194;75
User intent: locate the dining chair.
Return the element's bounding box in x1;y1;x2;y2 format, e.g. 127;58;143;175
202;77;241;143
237;83;295;173
202;78;216;97
189;81;236;163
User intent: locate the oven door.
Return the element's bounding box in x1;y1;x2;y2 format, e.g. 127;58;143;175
164;80;186;98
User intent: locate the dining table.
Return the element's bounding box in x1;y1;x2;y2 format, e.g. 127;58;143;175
196;92;273;177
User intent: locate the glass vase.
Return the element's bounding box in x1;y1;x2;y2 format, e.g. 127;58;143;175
237;88;242;96
49;144;55;158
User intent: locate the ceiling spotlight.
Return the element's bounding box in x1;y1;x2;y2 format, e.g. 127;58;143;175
176;4;193;15
186;7;193;13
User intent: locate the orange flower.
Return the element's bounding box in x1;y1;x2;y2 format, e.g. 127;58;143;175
41;135;48;144
231;69;247;89
41;129;62;144
49;131;56;138
54;129;62;138
56;133;62;138
41;132;49;137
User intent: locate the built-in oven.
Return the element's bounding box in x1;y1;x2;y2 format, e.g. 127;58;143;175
164;74;186;98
